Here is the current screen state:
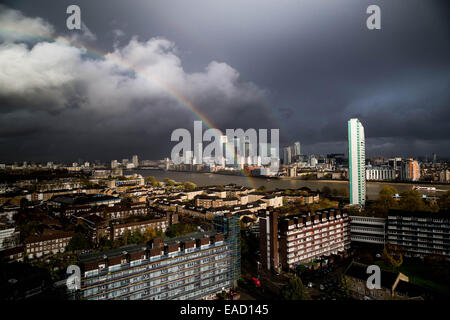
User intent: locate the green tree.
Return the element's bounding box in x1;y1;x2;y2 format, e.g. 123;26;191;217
19;197;30;209
321;186;332;198
67;233;91;252
382;244;403;269
184;181;197;191
145;176;160;187
165;223;197;238
120;196;133;207
398;190;428;212
336;187;349;197
281;276;309;300
164;178;177;186
256;185;266;193
338;276;351;299
372;185;398;216
129;230;144;244
438;191;450;212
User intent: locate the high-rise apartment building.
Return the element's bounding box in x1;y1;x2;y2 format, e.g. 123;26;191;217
401;158;420;181
259;208;350;271
293;142;301;157
132;155;139;168
387;210;450;260
283;146;292;165
74;213;240;300
348;118;366;206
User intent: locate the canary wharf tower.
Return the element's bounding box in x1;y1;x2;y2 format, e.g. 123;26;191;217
348;118;366;206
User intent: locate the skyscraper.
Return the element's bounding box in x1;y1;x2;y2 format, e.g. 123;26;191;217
293;141;301;157
132;155;139;168
283;146;292;165
348;118;366;206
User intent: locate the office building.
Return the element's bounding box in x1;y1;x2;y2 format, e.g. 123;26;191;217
348;118;366;206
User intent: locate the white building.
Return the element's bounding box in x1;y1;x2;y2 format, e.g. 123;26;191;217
348;118;366;206
293;141;301;158
283;146;292;165
0;227;20;251
366;166;395;181
132;155;139;168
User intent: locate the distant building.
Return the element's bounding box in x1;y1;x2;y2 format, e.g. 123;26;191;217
287;167;297;177
400;158;420;181
132;155;139;168
111;160;118;169
366;166;395;181
348;118;366;206
439;169;450;183
293;142;301;159
283;147;292;165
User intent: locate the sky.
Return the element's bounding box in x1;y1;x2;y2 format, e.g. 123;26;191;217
0;0;449;162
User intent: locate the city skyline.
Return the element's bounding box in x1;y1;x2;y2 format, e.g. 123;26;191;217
0;1;449;163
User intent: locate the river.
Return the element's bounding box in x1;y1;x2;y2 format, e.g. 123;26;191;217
128;169;450;200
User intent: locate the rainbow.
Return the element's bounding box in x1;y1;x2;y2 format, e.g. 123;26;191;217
0;25;279;188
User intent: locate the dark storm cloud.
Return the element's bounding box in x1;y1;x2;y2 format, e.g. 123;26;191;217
0;0;449;162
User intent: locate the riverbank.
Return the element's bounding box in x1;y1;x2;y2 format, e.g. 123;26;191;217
130;169;450;187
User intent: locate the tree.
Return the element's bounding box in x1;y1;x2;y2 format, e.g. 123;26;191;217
256;185;266;193
382;244;403;269
67;233;91;252
321;186;332;198
295;264;307;276
143;226;159;242
372;185;398;216
165;224;197;238
338;276;351;299
164;178;177;186
145;176;160;187
97;236;114;250
281;276;309;300
438;191;450;212
184;181;197;191
129;230;143;244
336;187;349;197
398;190;428;212
120;196;133;207
20;197;29;209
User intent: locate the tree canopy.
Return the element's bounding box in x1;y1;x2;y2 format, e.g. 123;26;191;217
281;275;309;300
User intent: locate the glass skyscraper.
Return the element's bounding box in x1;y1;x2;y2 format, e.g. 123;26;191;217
348;118;366;206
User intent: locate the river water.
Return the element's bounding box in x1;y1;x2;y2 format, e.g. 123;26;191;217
128;169;450;200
